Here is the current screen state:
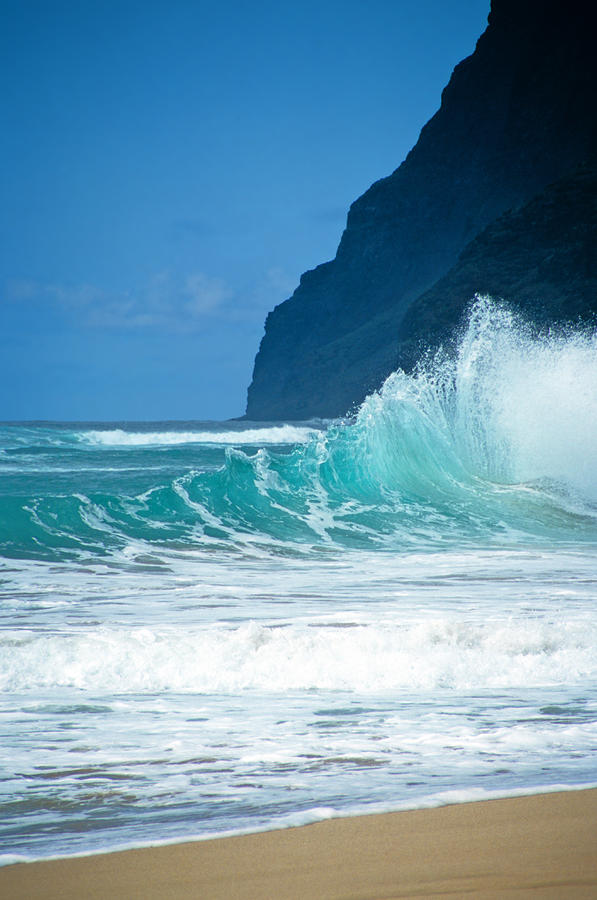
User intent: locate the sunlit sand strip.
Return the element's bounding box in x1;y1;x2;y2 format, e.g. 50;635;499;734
2;788;597;899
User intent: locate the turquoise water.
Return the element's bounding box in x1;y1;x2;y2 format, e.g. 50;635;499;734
1;299;597;862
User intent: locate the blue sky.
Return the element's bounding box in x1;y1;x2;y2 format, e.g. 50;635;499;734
1;0;489;421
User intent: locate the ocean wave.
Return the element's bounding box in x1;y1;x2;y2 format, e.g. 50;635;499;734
2;298;597;561
79;426;319;446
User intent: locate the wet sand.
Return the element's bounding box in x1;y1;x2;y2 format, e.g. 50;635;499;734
2;788;597;899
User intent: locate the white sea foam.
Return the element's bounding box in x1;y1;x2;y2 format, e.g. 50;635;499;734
2;614;596;694
80;426;318;446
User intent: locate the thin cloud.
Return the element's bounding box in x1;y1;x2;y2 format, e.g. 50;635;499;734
4;266;299;334
5;273;235;333
184;273;232;316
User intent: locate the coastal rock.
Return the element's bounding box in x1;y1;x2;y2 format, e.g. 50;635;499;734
245;0;597;420
399;164;597;366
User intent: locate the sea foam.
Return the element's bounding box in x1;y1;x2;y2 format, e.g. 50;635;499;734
80;425;318;446
2;613;596;694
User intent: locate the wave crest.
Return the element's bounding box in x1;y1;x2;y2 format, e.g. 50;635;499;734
2;298;596;560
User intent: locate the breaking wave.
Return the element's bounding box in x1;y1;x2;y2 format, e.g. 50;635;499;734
2;298;597;561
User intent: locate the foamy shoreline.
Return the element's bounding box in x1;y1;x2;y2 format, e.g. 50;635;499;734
3;788;597;899
3;781;595;869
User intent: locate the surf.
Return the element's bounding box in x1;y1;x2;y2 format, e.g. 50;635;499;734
1;297;596;562
183;297;597;549
2;300;597;865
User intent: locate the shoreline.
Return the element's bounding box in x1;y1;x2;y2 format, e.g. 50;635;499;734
2;788;597;899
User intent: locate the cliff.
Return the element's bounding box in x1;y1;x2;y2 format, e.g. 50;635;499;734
400;163;597;364
245;0;597;420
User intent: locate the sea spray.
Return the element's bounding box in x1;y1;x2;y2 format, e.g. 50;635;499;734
449;297;597;492
359;297;597;492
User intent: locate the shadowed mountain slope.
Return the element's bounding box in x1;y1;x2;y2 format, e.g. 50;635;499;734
246;0;597;420
400;163;597;366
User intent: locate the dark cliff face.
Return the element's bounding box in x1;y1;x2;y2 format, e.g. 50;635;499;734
246;0;597;420
399;163;597;365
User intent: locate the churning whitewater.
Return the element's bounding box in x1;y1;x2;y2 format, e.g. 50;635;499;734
1;298;596;862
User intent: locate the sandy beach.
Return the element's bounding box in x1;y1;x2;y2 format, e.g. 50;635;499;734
2;788;596;899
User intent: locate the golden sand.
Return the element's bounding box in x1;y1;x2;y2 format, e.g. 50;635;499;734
2;788;597;899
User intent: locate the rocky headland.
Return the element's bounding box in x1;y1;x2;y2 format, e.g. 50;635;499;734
246;0;597;420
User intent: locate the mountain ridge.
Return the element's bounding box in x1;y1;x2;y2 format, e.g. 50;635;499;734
246;0;597;420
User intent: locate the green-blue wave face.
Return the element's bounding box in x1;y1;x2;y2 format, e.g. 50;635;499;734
2;299;597;562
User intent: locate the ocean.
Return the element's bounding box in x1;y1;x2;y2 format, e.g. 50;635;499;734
1;298;597;864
